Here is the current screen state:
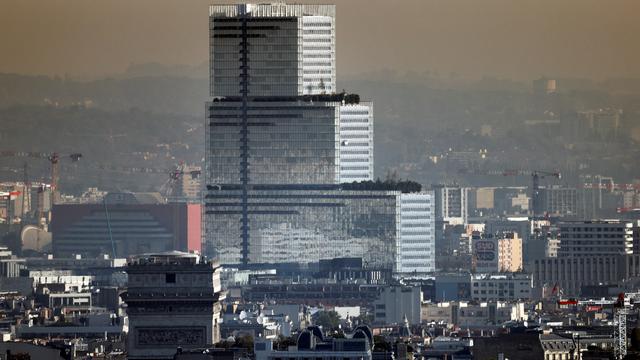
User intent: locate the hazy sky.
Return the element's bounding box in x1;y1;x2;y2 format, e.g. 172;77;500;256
1;0;639;80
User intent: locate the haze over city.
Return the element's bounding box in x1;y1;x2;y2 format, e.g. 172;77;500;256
2;0;640;80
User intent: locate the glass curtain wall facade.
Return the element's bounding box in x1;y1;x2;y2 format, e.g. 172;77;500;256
209;4;336;97
206;4;408;269
206;99;341;185
206;187;400;267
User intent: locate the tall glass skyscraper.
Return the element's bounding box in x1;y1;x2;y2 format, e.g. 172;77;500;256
205;4;433;274
209;4;336;97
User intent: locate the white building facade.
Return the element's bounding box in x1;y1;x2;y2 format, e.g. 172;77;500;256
373;286;422;325
396;192;436;275
339;103;374;182
435;185;469;226
470;273;533;302
302;15;335;95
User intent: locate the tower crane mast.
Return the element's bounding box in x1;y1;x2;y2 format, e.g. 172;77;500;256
0;151;82;211
502;169;561;218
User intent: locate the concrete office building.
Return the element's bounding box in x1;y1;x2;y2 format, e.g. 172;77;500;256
434;185;469;226
0;246;24;278
497;232;523;273
558;220;638;257
579;108;622;140
177;164;202;202
421;301;526;328
531;256;620;296
530;254;640;296
456;301;526;328
373;286;422;325
470;273;533;302
121;252;225;359
540;186;578;217
433;273;472;302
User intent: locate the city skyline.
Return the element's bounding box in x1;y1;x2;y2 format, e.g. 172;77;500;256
1;1;640;359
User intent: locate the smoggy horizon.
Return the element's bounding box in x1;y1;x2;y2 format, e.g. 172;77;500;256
1;0;639;81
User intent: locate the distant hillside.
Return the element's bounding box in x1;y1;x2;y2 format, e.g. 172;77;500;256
0;73;208;116
1;70;639;193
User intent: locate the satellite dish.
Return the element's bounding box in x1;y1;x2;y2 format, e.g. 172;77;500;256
257;315;264;324
239;311;247;320
341;140;349;146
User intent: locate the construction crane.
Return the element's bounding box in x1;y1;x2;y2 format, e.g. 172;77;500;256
164;162;202;201
612;292;640;359
502;169;561;218
552;292;636;359
87;162;201;201
0;151;82;206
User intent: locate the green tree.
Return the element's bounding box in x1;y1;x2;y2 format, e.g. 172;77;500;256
314;310;341;330
233;335;254;354
373;335;392;352
274;335;297;350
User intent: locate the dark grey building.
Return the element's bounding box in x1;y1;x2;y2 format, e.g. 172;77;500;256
558;220;637;257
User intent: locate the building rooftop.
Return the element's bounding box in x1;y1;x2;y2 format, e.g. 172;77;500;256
128;251;202;266
210;3;335;18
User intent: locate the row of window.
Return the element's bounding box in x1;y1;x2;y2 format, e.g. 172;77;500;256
402;215;430;220
303;30;332;34
302;22;332;27
340;119;370;123
403;255;430;260
340;166;370;171
561;234;626;239
340;158;368;163
303;38;332;43
303;46;332;51
401;207;431;212
561;227;625;232
303;54;332;58
303;69;333;74
402;239;433;244
341;134;370;139
303;62;332;66
340;110;370;115
402;223;431;228
340;150;370;155
402;199;432;204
